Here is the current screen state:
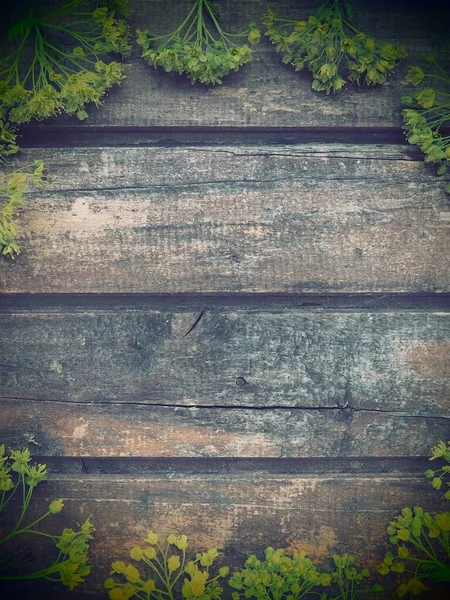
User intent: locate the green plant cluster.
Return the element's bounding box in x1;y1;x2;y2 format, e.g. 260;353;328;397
105;531;229;600
0;444;94;590
402;56;450;194
136;0;260;85
425;440;450;499
378;507;450;597
2;440;450;598
0;0;131;160
0;160;45;257
229;547;331;599
263;0;406;94
324;554;383;600
378;439;450;597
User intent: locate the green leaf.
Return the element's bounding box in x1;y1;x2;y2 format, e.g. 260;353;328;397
124;563;141;584
167;554;181;572
130;546;143;560
432;477;443;490
49;499;64;514
76;109;89;121
406;65;425;86
145;531;159;544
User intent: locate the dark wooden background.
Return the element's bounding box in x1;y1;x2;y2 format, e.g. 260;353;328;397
0;0;449;597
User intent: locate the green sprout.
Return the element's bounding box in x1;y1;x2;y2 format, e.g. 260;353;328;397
228;547;332;599
378;507;450;598
0;0;131;159
402;58;450;194
378;441;450;597
425;440;450;499
105;531;229;599
0;160;45;258
263;0;406;94
136;0;260;85
321;554;383;600
0;444;94;590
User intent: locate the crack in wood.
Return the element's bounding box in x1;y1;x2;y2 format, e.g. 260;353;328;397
182;307;207;337
1;396;448;419
29;175;420;196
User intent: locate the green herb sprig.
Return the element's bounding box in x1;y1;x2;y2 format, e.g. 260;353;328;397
324;554;383;600
378;507;450;597
378;441;450;597
263;0;406;94
229;547;332;599
137;0;260;85
0;160;45;258
425;440;450;500
0;119;19;160
0;444;94;590
402;58;450;194
0;0;131;159
105;531;229;600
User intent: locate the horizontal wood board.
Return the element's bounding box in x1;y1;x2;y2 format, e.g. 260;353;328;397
0;310;449;411
1;145;449;293
1;473;447;598
1;399;449;458
8;0;450;131
1;3;449;598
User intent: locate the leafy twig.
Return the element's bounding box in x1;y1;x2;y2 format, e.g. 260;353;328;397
402;58;450;194
136;0;260;85
0;444;94;591
105;531;229;599
263;0;406;94
229;547;331;599
0;160;45;258
323;554;383;600
378;441;450;597
0;0;131;159
425;440;450;500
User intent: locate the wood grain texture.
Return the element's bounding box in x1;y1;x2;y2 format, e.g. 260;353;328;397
0;310;449;413
1;399;448;458
15;0;450;131
1;145;449;293
2;472;447;598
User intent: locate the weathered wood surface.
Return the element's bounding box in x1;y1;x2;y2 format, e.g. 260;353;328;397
0;310;449;412
2;472;447;598
1;145;449;293
14;0;450;131
1;399;449;458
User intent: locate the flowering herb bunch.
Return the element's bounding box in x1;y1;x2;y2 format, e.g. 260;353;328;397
378;507;450;598
0;119;19;160
136;0;261;85
402;57;450;194
0;444;94;590
323;554;383;600
378;440;450;598
425;440;450;498
105;531;229;600
0;0;131;159
0;160;45;258
263;0;406;94
229;547;332;599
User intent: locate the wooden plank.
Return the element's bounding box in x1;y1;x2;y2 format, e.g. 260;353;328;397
0;310;449;413
1;145;449;293
14;0;450;130
0;399;448;458
2;472;446;598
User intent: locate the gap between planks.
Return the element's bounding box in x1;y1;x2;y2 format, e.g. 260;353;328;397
28;456;435;476
17;126;413;149
1;292;450;312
